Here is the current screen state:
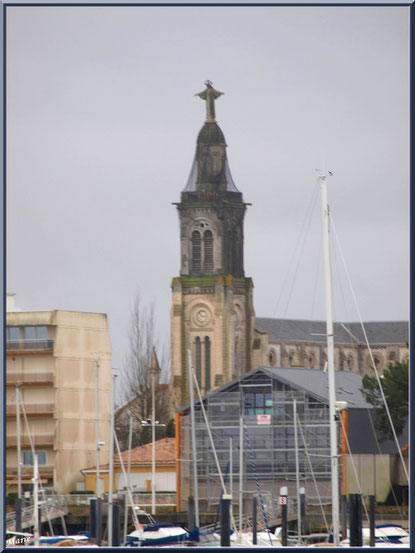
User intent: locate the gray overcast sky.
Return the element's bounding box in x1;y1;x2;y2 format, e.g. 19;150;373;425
6;5;409;378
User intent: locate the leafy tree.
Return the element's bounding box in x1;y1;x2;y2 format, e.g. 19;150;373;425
165;418;175;438
361;359;408;441
115;293;171;451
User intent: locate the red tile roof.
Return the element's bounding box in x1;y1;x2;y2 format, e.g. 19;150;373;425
82;437;176;472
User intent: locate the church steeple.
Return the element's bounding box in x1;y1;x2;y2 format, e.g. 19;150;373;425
183;81;240;195
179;82;246;277
170;83;255;409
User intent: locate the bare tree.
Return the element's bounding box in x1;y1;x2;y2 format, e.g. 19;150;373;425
115;293;172;451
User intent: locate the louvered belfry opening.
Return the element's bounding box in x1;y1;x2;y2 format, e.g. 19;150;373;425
203;230;214;271
191;231;202;272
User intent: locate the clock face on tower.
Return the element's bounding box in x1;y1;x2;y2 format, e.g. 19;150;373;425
192;307;210;327
196;309;207;323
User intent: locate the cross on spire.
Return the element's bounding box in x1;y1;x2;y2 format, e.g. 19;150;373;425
195;80;224;122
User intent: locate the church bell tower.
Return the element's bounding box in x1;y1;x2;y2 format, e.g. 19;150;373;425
170;81;255;409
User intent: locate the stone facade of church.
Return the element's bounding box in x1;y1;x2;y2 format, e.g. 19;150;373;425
170;83;408;410
170;83;254;409
252;318;408;377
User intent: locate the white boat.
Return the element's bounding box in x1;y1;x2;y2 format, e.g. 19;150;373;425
337;524;410;547
124;522;198;547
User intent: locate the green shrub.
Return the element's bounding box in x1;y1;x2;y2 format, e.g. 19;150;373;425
6;492;18;506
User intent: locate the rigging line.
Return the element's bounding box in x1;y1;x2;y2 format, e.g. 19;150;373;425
281;409;332;446
337;414;370;525
18;389;54;536
105;397;149;530
331;235;353;344
191;367;238;535
296;414;329;533
330;215;409;484
243;426;273;544
213;460;230;533
272;180;320;318
281;183;321;319
309;239;322;337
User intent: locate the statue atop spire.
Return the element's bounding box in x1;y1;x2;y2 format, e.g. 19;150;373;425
195;80;224;122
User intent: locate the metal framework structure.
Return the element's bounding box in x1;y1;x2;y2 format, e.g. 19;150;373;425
179;371;335;520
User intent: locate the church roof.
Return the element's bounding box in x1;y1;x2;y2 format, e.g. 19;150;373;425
255;318;408;345
178;366;371;412
182;147;240;193
259;366;370;409
197;122;226;145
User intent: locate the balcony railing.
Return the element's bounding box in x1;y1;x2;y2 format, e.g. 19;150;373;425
6;433;54;448
61;492;177;507
6;465;54;481
6;495;68;532
6;372;54;385
6;403;54;416
6;339;54;353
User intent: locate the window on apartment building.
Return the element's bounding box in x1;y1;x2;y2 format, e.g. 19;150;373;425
23;450;47;466
6;327;20;341
23;326;48;341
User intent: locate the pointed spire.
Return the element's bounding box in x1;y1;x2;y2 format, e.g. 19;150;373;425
148;347;161;375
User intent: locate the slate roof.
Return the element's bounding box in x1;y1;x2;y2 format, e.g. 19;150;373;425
255;318;408;345
82;437;176;472
258;366;371;409
178;366;372;412
197;122;226;145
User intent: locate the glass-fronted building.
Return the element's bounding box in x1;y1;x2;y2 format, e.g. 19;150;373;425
176;366;404;525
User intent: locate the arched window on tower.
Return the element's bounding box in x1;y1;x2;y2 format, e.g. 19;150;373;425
205;337;211;391
203;230;214;272
191;231;201;272
195;337;202;385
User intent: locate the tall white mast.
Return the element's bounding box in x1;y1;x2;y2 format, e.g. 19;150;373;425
239;416;244;534
319;172;340;547
94;359;100;498
33;454;40;547
293;399;301;544
187;349;200;528
108;370;116;546
16;386;22;501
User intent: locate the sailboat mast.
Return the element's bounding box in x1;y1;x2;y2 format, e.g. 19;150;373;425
94;359;100;497
239;416;244;533
16;386;22;500
320;173;340;547
108;370;116;546
187;349;200;528
293;399;302;544
33;454;40;547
